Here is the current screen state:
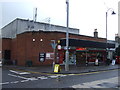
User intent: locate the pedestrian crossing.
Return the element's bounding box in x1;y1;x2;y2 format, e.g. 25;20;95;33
1;69;119;88
1;70;68;85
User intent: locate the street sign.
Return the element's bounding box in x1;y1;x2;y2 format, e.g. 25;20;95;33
51;43;57;49
39;53;46;62
57;45;62;50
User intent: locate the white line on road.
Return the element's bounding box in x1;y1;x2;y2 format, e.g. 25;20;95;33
0;82;9;85
19;72;30;75
48;75;59;78
27;77;38;81
10;81;19;84
8;74;28;79
20;80;29;83
48;75;67;78
9;70;30;75
37;76;48;80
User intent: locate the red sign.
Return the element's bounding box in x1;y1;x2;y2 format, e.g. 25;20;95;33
76;48;86;51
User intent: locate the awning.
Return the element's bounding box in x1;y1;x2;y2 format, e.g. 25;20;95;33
59;39;115;49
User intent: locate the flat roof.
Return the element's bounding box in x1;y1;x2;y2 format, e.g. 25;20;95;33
60;38;115;49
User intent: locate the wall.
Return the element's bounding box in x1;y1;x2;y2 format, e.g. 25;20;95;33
2;31;106;66
2;38;11;59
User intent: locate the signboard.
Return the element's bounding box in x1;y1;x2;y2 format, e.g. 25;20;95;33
54;64;60;73
39;53;46;62
46;53;54;59
57;45;61;50
51;43;57;49
76;48;86;51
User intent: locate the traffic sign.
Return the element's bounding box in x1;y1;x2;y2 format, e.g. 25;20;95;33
51;43;57;49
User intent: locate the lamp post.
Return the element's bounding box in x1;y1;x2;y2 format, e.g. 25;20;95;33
65;0;69;71
106;8;116;59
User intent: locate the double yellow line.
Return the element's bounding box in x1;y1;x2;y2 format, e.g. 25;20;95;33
10;68;119;76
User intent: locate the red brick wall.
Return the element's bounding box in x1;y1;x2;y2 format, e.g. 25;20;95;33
2;31;106;66
2;38;11;59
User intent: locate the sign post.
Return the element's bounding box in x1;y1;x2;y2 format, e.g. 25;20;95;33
51;40;57;70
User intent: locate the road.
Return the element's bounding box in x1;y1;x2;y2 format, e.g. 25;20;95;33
1;67;120;89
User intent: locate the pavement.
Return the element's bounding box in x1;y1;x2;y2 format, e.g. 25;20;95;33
2;63;120;75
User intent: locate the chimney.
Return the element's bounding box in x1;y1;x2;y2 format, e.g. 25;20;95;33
115;34;120;43
94;29;98;38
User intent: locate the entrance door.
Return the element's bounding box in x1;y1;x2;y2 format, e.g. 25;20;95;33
76;51;86;67
4;50;11;60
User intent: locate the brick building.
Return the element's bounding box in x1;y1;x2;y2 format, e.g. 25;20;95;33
0;18;115;66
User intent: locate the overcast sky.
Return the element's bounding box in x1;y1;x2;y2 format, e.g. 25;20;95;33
0;0;119;40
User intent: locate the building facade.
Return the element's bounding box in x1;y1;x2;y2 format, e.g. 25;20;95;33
0;18;115;66
1;31;110;66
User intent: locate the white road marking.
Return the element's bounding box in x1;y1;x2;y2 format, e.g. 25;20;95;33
20;80;29;82
8;74;28;79
10;81;19;84
0;82;9;85
9;70;21;74
27;77;38;81
9;70;30;75
17;75;28;79
8;74;18;77
48;75;59;78
37;76;48;80
72;77;118;88
19;72;30;75
48;75;67;78
57;75;67;77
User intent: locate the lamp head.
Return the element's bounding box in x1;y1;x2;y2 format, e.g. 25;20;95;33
112;11;116;15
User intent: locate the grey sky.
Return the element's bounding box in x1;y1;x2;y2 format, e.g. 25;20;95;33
0;0;119;40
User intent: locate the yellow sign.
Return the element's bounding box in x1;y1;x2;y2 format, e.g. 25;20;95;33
54;64;60;73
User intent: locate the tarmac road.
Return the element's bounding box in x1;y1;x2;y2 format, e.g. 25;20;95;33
1;67;120;89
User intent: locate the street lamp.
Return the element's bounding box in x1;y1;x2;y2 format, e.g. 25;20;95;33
106;8;116;59
65;0;69;71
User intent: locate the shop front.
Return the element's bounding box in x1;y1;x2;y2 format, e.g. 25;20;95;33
57;38;115;66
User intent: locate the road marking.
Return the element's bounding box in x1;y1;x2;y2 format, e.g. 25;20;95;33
0;82;9;85
10;81;19;84
27;77;38;81
8;73;18;78
19;72;30;75
48;75;59;78
9;70;21;74
58;75;67;77
8;74;28;79
10;68;119;76
9;70;30;75
72;77;118;88
37;76;48;80
20;80;29;83
48;75;67;78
